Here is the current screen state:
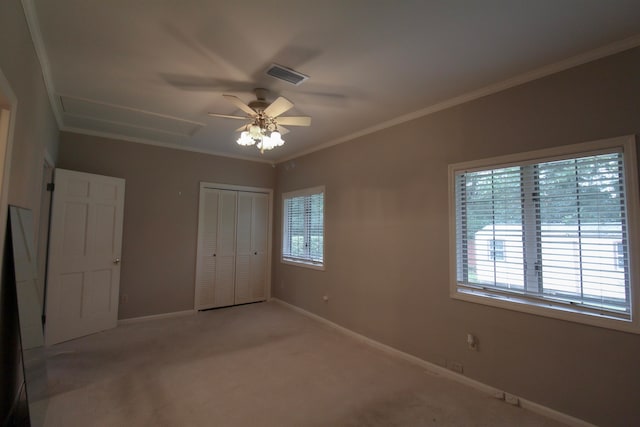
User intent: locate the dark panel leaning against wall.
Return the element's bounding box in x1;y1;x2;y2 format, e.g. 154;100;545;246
273;47;640;427
57;132;275;319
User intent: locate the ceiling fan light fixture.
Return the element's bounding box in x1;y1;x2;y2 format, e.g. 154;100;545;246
210;89;310;154
249;124;262;139
269;130;284;146
236;131;255;146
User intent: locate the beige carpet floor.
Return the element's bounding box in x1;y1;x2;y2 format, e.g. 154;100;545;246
30;301;568;427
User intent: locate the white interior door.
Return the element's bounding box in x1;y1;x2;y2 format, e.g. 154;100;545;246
45;169;125;345
194;189;236;309
235;192;269;304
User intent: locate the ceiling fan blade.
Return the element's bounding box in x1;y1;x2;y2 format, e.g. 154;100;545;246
223;94;257;116
275;116;311;126
208;113;250;120
235;124;249;132
277;126;290;135
264;96;294;117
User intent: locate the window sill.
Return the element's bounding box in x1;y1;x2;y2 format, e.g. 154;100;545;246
281;258;325;271
452;286;639;334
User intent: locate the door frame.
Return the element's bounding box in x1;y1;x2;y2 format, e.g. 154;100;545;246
196;182;274;308
0;67;17;272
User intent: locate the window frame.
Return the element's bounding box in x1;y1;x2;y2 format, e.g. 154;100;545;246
448;135;640;333
281;186;325;270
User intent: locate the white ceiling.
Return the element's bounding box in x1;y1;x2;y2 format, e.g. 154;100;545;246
27;0;640;163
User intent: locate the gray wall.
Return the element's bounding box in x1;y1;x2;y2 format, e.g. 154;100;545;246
57;132;276;319
0;0;59;214
273;47;640;427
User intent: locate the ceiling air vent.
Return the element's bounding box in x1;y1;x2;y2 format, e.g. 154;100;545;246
265;64;309;85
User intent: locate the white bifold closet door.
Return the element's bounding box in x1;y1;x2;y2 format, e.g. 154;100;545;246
235;192;269;304
195;187;270;310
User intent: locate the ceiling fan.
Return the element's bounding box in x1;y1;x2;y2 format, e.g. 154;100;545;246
208;88;311;153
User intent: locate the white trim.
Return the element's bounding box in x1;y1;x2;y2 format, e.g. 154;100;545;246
200;182;273;194
276;34;640;163
282;185;325;199
448;135;640;334
281;259;325;271
62;126;274;165
20;0;63;128
271;298;596;427
117;309;195;325
43;147;55;167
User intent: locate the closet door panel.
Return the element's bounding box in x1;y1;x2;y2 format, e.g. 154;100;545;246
194;190;219;309
235;193;254;304
213;190;237;308
250;194;269;300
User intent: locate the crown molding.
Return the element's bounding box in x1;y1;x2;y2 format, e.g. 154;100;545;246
20;0;63;128
276;34;640;164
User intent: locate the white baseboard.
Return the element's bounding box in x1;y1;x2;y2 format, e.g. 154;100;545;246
271;298;596;427
118;309;196;325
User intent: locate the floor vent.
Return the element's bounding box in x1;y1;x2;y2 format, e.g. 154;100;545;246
265;64;309;85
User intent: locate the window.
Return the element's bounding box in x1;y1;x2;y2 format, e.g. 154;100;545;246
449;136;639;332
282;186;325;269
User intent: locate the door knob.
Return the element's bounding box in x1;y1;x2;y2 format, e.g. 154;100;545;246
113;257;121;264
254;252;258;255
213;253;216;257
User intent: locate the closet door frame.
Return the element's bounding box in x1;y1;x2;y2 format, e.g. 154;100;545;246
194;182;273;309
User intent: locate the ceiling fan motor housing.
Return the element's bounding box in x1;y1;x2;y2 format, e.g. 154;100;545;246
249;88;270;111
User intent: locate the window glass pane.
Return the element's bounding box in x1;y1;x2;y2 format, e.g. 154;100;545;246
537;153;628;311
457;167;524;290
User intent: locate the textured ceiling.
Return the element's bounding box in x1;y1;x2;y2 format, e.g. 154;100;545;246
28;0;640;163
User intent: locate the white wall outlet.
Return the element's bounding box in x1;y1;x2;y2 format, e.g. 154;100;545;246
505;393;520;406
322;295;329;301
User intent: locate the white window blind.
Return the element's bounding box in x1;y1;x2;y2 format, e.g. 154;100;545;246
282;187;324;267
451;137;639;328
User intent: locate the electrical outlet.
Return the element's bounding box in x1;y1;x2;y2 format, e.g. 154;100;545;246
447;361;464;374
505;393;520;406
